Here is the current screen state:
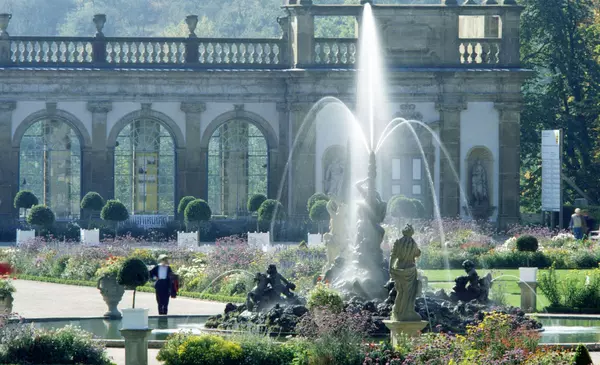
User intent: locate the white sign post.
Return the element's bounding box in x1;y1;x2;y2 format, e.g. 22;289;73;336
541;130;562;228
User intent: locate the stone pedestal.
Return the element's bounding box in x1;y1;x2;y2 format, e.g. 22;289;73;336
120;329;152;365
518;282;537;313
383;320;428;347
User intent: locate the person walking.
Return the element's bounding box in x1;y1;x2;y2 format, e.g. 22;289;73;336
149;254;173;315
569;208;587;240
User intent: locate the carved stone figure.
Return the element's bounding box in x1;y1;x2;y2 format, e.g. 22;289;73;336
450;260;492;303
266;264;296;299
389;224;422;322
245;265;298;312
355;176;387;272
324;158;345;197
246;272;271;311
471;159;488;205
322;199;348;266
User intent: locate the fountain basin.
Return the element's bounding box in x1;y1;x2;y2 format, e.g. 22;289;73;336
537;317;600;344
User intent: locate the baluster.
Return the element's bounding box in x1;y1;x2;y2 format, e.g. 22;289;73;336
179;42;186;63
125;42;133;63
207;43;214;63
222;43;230;63
459;43;465;64
256;43;264;64
86;42;93;62
248;43;255;64
215;43;222;63
266;43;273;64
324;43;331;64
106;42;114;63
480;42;490;64
273;44;280;65
158;42;165;63
231;43;238;63
350;43;356;64
199;43;205;63
492;43;500;64
340;44;348;64
331;43;339;64
465;42;472;63
14;41;21;62
240;43;247;64
55;42;62;63
473;42;482;64
315;43;322;64
168;42;175;63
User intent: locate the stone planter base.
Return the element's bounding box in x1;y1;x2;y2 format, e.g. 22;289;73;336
383;320;428;347
97;276;125;319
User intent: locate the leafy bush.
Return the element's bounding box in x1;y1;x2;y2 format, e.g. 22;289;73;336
307;283;343;312
13;190;38;210
95;256;126;280
388;195;425;219
539;264;600;311
247;194;267;213
81;192;105;212
258;199;285;229
117;258;149;308
158;334;242;365
0;279;15;297
573;344;593;365
0;325;113;365
178;196;196;217
309;200;330;233
101;200;129;223
516;235;539;252
307;193;329;213
185;199;212;230
26;205;55;229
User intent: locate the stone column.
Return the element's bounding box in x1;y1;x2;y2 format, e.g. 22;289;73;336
495;101;522;228
518;282;537;313
0;101;17;217
435;98;466;218
275;102;290;209
84;101;113;200
289;6;314;68
500;8;522;67
180;102;206;200
289;102;316;216
120;329;152;365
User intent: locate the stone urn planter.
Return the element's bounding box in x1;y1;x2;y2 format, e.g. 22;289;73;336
97;275;125;319
0;294;13;314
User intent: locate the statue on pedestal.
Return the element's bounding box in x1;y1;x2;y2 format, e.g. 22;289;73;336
471;159;488;205
245;265;298;312
323;198;348;266
450;260;492;303
389;224;422;322
324;158;345;197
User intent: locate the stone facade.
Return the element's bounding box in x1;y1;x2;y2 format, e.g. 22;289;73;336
0;2;530;228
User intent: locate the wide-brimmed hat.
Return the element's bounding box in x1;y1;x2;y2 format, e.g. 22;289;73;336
157;254;169;262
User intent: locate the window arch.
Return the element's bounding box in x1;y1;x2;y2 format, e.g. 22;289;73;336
19;119;81;219
208;120;268;216
114;120;175;215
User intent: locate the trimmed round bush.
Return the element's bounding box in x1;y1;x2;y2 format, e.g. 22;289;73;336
185;199;212;223
117;257;149;308
80;192;105;211
26;205;55;228
309;200;330;223
306;193;329;213
14;190;38;210
307;283;344;312
101;200;129;223
388;195;425;219
247;193;267;213
178;196;196;217
516;235;539;252
258;199;285;223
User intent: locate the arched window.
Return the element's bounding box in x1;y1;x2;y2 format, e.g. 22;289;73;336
114;120;175;215
208;121;268;216
19;119;81;219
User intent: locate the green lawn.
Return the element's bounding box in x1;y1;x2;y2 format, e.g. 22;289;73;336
422;269;589;312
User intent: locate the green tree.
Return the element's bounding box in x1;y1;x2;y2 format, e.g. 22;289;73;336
26;205;55;231
184;199;212;232
520;0;600;211
101;199;129;237
81;192;105;229
309;199;330;233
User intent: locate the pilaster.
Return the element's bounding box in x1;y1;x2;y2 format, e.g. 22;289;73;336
180;102;206;201
435;97;466;218
495;101;522;228
276;102;290;212
289;102;316;216
0;101;17;217
84;101;113;200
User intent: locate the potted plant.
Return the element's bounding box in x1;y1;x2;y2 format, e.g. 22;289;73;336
184;199;211;242
0;278;15;314
117;258;149;329
14;191;38;244
96;256;126;319
101;200;129;238
177;196;196;224
26;205;55;236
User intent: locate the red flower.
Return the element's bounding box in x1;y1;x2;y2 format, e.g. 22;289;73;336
0;263;12;276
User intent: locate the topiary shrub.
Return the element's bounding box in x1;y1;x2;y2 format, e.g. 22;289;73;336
258;199;285;232
178;196;196;220
247;193;267;214
101;200;129;236
14;190;38;215
117;257;149;308
157;334;243;365
516;235;539;252
80;192;105;229
306;193;329;214
573;344;593;365
26;205;55;230
309;200;330;234
184;199;212;231
388;195;425;219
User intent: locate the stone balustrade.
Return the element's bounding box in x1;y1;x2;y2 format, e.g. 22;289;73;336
0;2;522;69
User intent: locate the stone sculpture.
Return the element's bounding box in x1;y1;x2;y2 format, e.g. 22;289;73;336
245;264;298;312
471;159;488;205
323;198;348;266
325;158;345;197
388;224;422;322
450;260;492;303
